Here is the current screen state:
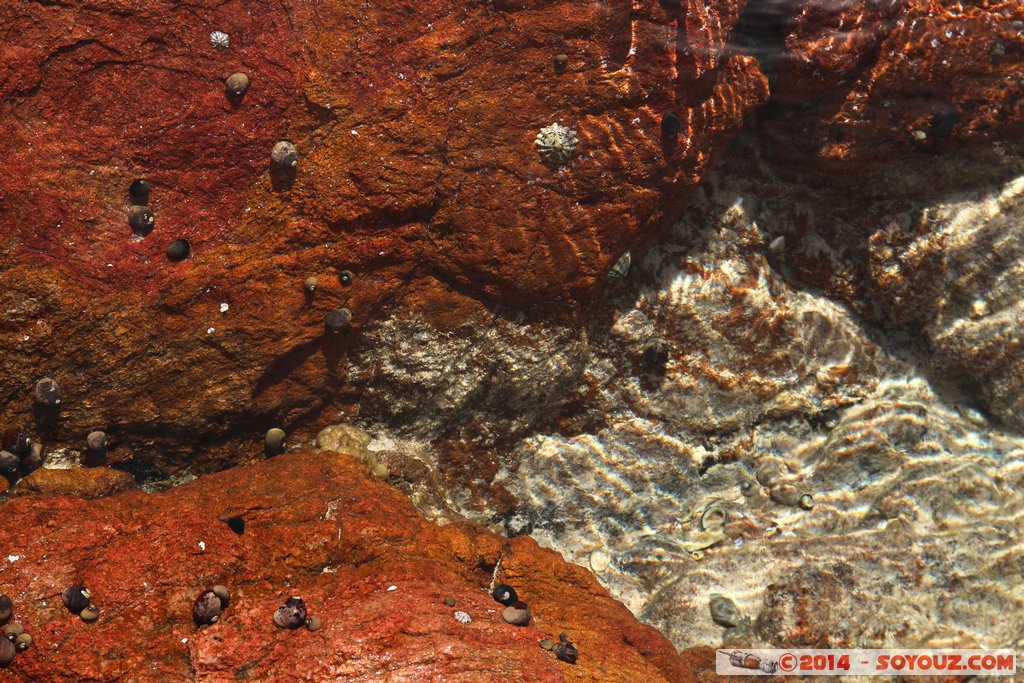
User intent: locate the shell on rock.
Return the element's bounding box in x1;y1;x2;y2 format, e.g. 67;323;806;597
209;31;230;49
193;590;222;626
535;123;578;166
273;596;307;629
61;586;91;614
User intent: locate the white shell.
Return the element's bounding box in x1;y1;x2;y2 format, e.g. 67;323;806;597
210;31;230;50
535;123;578;166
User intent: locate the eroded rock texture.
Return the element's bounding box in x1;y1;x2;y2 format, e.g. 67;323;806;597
0;0;767;474
0;451;688;681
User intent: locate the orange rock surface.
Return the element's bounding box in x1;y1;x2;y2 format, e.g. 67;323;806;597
10;466;136;499
0;451;689;681
0;0;767;471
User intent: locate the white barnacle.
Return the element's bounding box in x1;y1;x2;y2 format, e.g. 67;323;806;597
535;122;578;166
210;31;230;50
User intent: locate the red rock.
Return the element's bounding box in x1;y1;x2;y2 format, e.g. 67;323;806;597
0;451;690;681
0;0;767;472
10;467;136;499
765;0;1023;171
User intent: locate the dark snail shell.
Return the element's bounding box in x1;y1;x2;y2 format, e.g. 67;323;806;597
212;585;231;609
491;584;518;606
193;590;223;626
225;72;250;97
324;308;352;334
661;112;682;136
270;141;298;169
273;596;307;629
553;640;579;664
61;586;91;614
128;206;155;234
264;428;286;456
33;378;62;407
0;594;12;623
167;239;190;262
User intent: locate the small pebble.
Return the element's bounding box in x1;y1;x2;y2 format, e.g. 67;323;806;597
2;623;23;641
128;178;151;201
491;584;518;606
167;239;191;262
324;308;352;334
219;303;229;314
453;610;471;624
990;40;1005;57
61;586;91;614
303;276;318;293
33;377;62;407
0;637;13;667
709;594;741;628
226;72;250;97
559;632;570;643
553;53;568;69
0;595;11;623
589;548;610;573
338;270;353;285
798;493;814;510
539;638;555;651
128;205;155;234
553;641;579;664
273;596;307;629
13;633;31;651
265;428;286;456
501;600;530;627
270;141;298;169
443;597;456;607
80;605;99;622
306;615;322;631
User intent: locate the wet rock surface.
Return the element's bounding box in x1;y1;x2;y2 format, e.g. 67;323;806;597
0;451;687;681
11;467;135;499
1;0;1023;676
0;0;767;474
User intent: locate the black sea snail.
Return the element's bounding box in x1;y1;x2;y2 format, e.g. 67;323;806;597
491;584;518;606
128;205;155;234
61;586;91;614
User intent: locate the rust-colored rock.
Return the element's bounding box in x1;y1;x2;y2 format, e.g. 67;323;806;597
0;451;689;681
11;467;136;499
0;0;767;474
762;0;1023;172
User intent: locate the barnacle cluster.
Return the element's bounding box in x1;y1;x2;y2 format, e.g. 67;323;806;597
535;123;578;166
